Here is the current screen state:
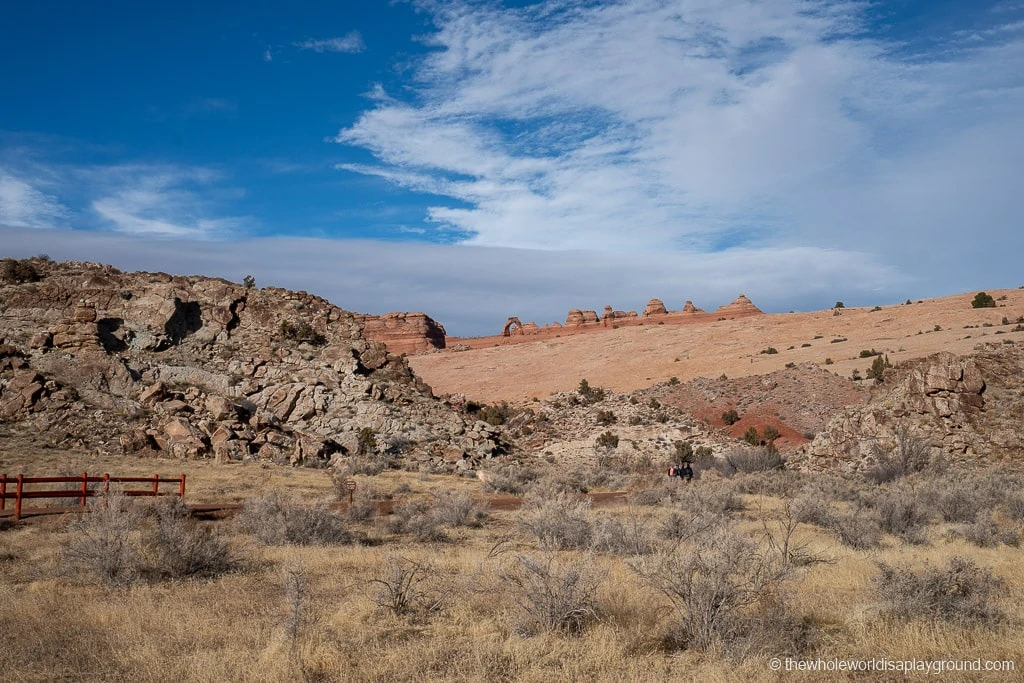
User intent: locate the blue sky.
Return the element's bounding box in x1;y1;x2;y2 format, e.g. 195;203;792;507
2;0;1023;335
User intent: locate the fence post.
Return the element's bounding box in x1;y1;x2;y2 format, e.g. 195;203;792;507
103;473;110;497
80;471;89;507
1;474;6;512
15;474;23;521
179;473;186;499
152;473;159;496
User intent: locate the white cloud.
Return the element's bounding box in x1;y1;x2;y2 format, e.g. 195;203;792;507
295;32;366;54
87;166;250;239
335;0;1024;267
0;169;70;229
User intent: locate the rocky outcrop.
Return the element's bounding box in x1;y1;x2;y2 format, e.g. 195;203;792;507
565;309;600;327
802;344;1024;470
715;294;762;318
356;312;446;355
642;299;668;317
0;258;509;473
681;300;702;314
601;306;638;325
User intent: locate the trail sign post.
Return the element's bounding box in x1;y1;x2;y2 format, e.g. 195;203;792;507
344;479;356;503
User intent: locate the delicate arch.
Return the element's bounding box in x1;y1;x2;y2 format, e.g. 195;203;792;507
502;316;524;337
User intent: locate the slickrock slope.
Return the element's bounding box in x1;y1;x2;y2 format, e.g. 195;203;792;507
0;258;505;471
411;289;1024;402
800;343;1024;470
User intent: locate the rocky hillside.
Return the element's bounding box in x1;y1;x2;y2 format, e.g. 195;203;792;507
800;342;1024;471
0;258;506;471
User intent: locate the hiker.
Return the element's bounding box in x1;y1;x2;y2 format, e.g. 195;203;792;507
680;462;693;483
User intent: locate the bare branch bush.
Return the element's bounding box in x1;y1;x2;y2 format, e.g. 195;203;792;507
498;552;605;636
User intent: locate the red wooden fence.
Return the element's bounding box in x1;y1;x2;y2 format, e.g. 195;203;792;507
0;472;185;521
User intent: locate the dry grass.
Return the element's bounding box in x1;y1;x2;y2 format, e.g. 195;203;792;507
1;464;1023;682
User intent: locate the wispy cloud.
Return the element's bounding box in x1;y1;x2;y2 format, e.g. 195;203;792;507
87;166;251;239
0;169;70;229
295;32;366;54
334;0;1024;269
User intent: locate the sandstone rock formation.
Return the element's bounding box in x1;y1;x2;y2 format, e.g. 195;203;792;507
565;309;600;327
355;312;446;355
642;299;668;317
0;258;507;472
601;306;638;325
801;344;1024;470
680;300;702;314
714;294;762;318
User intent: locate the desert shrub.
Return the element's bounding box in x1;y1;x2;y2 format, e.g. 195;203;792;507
388;499;448;542
479;463;540;495
928;478;987;523
866;354;892;383
760;347;778;355
242;274;256;289
431;490;488;528
669;376;680;385
590;511;655;556
344;484;379;522
875;485;931;545
733;470;802;498
718;446;784;476
859;349;882;358
595;409;617;426
538;465;611;494
677;479;744;517
60;494;143;586
499;553;605;635
278;320;327;346
825;506;883;550
791;491;834;528
659;505;728;543
834;301;844;309
577;379;606;405
595;431;619;450
742;427;760;446
368;555;449;618
468;401;514;426
864;427;931;483
237;491;352;546
518;489;593;550
875;557;1004;626
630;528;795;654
61;495;233;584
1;258;41;284
673;440;694;462
957;511;1020;548
761;426;781;443
971;292;996;308
144;498;234;579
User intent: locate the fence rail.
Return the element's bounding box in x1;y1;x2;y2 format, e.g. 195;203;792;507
0;472;186;521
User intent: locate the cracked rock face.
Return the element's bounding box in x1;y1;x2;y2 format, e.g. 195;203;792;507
0;259;509;471
800;344;1024;471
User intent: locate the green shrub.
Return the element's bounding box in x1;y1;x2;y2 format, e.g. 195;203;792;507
595;431;619;450
721;409;740;425
971;292;996;308
595;409;617;426
577;379;606;405
760;347;778;355
0;258;41;284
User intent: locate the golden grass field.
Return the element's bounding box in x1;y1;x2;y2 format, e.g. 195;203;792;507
2;455;1023;682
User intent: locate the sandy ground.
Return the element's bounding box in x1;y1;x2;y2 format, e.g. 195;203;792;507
410;288;1024;403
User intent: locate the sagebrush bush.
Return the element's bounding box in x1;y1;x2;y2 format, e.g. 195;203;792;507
959;511;1020;548
717;446;784;476
824;506;883;550
145;498;234;579
518;488;593;550
630;528;793;653
431;490;488;528
590;512;655;556
875;485;931;545
388;499;448;542
499;553;604;635
237;491;352;546
368;555;449;618
865;427;931;483
60;494;142;586
875;557;1004;627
